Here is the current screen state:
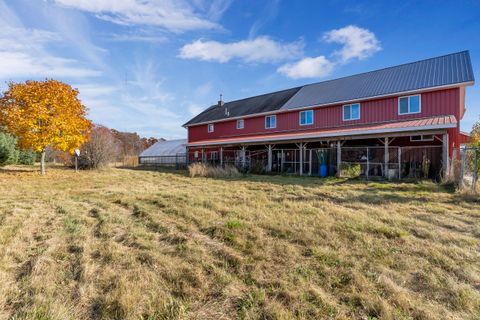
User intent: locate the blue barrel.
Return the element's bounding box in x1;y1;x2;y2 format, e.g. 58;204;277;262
319;164;328;177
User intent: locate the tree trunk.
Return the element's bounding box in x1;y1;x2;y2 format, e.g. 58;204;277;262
40;151;46;175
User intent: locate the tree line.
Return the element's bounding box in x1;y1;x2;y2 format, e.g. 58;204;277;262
0;79;159;174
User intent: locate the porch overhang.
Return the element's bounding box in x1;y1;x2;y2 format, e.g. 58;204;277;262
187;115;457;148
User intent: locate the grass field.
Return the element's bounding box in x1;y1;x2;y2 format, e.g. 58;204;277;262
0;166;479;320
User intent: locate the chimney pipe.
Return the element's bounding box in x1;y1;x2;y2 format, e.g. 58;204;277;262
218;93;224;107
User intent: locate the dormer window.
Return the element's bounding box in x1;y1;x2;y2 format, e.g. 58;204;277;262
398;95;421;115
236;119;244;129
207;123;214;133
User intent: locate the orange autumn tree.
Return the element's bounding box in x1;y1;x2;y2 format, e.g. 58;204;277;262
0;80;92;174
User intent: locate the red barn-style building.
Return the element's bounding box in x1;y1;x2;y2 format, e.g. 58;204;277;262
184;51;475;179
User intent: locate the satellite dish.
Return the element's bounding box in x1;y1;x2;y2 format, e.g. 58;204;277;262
75;149;80;156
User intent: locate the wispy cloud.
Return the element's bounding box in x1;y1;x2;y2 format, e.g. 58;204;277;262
323;25;381;63
0;22;99;79
179;36;304;63
188;104;205;116
277;56;334;79
248;0;280;38
53;0;231;32
107;33;168;43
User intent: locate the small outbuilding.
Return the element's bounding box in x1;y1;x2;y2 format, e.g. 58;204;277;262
139;139;187;167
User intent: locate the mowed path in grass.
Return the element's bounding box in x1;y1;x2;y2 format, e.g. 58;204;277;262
0;166;479;320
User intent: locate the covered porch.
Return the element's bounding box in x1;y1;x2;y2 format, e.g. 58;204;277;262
187;116;455;180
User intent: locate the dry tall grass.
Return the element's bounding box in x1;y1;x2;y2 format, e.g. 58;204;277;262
188;163;240;178
0;165;479;319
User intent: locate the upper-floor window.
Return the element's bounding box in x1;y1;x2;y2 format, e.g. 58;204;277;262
343;103;360;121
265;115;276;129
207;123;214;133
398;95;421;115
299;110;314;125
236;119;244;129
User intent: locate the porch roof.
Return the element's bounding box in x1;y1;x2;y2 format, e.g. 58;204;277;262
187;115;457;147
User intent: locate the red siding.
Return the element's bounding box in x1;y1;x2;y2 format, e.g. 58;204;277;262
188;88;461;143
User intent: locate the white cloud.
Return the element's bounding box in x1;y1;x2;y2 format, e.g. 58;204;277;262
178;36;303;63
277;25;380;79
277;56;335;79
323;25;381;62
53;0;230;32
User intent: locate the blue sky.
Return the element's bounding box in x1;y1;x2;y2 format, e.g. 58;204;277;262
1;0;479;138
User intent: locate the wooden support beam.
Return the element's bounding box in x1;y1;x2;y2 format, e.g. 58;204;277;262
366;147;369;180
398;147;402;179
442;133;449;179
309;149;312;176
241;146;246;168
220;147;223;167
384;137;389;179
281;150;284;172
267;145;273;172
299;142;304;176
336;141;341;178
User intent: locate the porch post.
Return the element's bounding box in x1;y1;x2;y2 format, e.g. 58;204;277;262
267;145;273;172
442;133;449;179
201;148;205;164
366;147;369;180
309;149;312;176
398;147;402;179
220;147;223;167
299;142;304;176
384;137;389;179
241;146;246;168
281;150;284;172
336;141;341;178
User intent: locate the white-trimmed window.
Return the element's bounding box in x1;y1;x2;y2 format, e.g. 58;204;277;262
265;115;276;129
398;95;421;115
343;103;360;121
236;119;244;129
207;123;214;133
410;135;434;142
299;110;314;125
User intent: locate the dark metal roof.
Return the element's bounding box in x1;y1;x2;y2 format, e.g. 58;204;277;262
184;51;474;126
184;86;301;126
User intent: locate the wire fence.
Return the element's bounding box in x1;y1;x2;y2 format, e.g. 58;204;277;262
133;146;478;191
183;145;445;181
138;154;187;169
452;147;479;193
